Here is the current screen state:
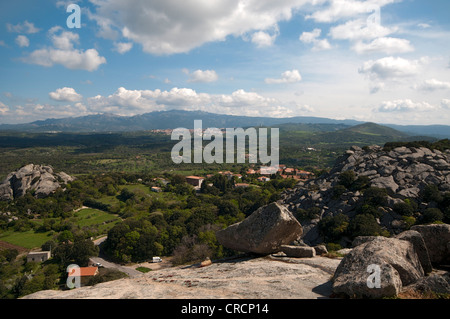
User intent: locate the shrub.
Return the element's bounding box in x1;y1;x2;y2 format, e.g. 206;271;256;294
325;243;342;252
422;208;444;224
362;187;388;207
338;170;356;189
295;207;321;222
347;214;384;238
422;184;443;203
332;185;347;199
402;216;416;229
350;176;371;191
393;201;415;217
318;214;349;242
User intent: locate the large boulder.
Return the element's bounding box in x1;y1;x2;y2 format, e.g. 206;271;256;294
411;224;450;266
395;230;433;275
0;164;74;201
332;237;424;298
216;202;303;255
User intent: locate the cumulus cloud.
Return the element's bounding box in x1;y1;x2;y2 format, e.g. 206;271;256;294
299;28;332;51
359;56;427;93
88;0;311;55
15;35;29;47
182;69;219;83
22;27;106;71
265;69;302;84
85;87;297;117
377;99;436;112
251;30;278;48
415;79;450;92
359;56;423;80
113;42;133;54
49;87;83;102
352;37;414;54
329;18;396;41
6;20;40;34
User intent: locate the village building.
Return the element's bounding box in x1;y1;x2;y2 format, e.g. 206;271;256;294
185;176;205;188
27;251;51;263
68;266;99;287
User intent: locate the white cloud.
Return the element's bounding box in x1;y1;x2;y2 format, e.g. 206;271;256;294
89;0;311;55
299;28;332;51
251;30;277;48
49;27;80;50
306;0;397;23
23;27;106;71
359;56;423;80
49;87;83;102
352;37;414;54
26;48;106;71
85;87;296;117
6;20;40;34
442;99;450;110
299;29;322;43
186;70;219;83
417;23;431;29
377;99;436;112
415;79;450;92
0;101;9;114
330;18;396;41
113;42;133;54
15;35;29;47
265;69;302;84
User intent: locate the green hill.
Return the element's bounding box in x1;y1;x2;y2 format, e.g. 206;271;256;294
343;122;410;139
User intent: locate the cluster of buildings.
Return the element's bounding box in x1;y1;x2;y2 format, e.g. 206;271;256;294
181;165;314;190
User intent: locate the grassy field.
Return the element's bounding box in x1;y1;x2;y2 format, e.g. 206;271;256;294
0;230;53;250
0;208;120;250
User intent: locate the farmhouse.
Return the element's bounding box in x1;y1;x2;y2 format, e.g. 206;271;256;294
27;251;51;263
186;176;204;188
68;266;99;286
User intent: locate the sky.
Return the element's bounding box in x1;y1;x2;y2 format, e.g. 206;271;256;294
0;0;449;125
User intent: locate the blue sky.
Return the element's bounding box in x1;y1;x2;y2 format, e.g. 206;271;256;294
0;0;449;125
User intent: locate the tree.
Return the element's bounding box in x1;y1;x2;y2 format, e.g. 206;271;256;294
57;230;74;243
71;237;99;266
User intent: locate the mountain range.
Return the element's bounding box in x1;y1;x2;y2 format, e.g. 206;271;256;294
1;110;449;139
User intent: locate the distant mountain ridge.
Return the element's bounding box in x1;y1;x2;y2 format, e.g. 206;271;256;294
0;110;449;138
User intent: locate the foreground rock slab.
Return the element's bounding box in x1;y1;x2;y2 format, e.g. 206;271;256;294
216;202;303;255
22;256;341;299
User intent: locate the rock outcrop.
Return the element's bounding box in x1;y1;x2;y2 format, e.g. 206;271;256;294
332;224;450;298
411;224;450;265
332;237;425;298
216;202;303;255
0;164;74;200
279;145;450;245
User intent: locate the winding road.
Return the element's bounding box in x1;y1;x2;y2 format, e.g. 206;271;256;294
90;236;142;278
